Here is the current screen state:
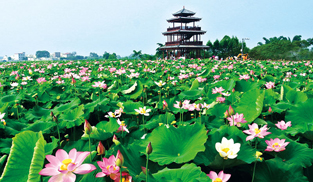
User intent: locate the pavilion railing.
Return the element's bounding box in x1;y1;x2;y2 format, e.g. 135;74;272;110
167;26;201;31
165;41;203;46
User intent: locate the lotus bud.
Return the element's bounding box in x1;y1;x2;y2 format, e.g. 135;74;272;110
252;77;255;81
163;100;168;110
113;134;120;145
58;76;62;81
228;105;235;116
50;111;54;117
53;116;58;122
146;142;152;155
268;106;272;113
84;119;92;135
115;150;124;167
232;88;235;93
71;77;76;84
15;74;20;80
224;110;230;118
97;141;105;155
141;166;147;175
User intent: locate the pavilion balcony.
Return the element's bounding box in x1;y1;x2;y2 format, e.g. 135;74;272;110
167;26;201;31
165;41;203;46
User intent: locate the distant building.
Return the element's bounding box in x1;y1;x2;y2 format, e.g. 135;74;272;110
51;52;61;58
61;53;74;58
13;52;26;61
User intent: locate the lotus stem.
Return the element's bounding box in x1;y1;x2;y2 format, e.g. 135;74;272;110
56;123;61;147
120;166;122;182
251;139;258;182
146;154;149;182
89;135;92;163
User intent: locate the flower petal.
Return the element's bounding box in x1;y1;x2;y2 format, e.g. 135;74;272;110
48;174;63;182
39;167;60;176
96;172;106;178
74;164;97;174
75;152;90;166
55;149;68;162
62;172;76;182
207;171;218;180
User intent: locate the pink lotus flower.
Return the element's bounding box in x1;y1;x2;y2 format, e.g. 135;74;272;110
188;103;201;111
37;77;47;84
212;87;225;94
216;97;226;103
117;119;129;133
96;154;120;179
92;81;107;89
81;76;90;82
39;148;96;182
207;170;231;182
265;138;289;152
243;123;271;141
265;82;275;89
113;172;132;182
239;74;250;81
275;120;291;130
213;75;220;80
227;113;247;127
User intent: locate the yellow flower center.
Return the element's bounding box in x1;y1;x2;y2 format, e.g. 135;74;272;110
60;159;73;171
158;83;162;87
122;177;131;182
272;142;280;148
141;109;146;114
214;178;223;182
106;165;117;171
222;148;230;153
254;128;261;134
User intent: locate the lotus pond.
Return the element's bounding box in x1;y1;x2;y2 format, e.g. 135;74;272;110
0;59;313;182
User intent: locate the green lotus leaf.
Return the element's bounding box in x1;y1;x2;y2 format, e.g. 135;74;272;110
123;100;144;115
178;90;203;100
285;99;313;126
194;125;257;168
0;138;12;154
0;131;46;182
24;106;51;121
81;126;112;141
285;89;308;104
153;163;211;182
96;118;120;134
189;79;199;90
22;121;56;134
0;155;7;175
235;88;265;124
143;123;207;165
52;97;81;114
277;139;313;168
271;101;292;113
235;80;259;92
255;158;308;182
122;80;143;99
212;79;236;92
0;95;21;105
59;104;85;129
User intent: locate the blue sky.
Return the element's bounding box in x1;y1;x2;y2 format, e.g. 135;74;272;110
0;0;312;57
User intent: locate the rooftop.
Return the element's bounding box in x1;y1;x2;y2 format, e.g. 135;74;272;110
173;7;196;17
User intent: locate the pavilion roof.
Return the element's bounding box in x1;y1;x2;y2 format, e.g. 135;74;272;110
173;8;196;17
162;30;206;35
167;17;201;23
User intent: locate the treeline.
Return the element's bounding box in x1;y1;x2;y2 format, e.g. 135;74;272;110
205;36;249;59
249;35;313;60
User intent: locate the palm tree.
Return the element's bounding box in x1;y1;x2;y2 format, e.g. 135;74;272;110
132;50;142;59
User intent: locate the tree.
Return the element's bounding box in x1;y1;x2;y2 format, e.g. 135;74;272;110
108;53;117;60
90;52;98;58
36;51;50;58
155;43;164;58
132;50;142;59
103;52;110;59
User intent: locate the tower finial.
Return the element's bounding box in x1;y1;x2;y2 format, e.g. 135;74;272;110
183;6;185;9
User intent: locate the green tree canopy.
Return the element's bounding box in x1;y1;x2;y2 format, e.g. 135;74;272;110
36;51;50;58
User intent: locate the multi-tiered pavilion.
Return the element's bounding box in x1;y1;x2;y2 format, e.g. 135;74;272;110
160;7;209;59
